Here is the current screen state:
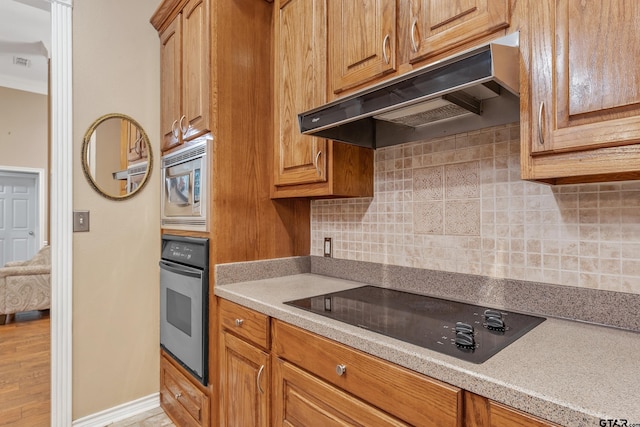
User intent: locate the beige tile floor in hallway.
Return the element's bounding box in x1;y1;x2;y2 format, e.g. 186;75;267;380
107;406;175;426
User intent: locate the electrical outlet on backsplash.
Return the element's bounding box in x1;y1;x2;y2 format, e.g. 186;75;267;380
310;123;640;294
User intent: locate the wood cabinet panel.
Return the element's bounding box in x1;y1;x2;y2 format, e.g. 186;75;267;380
160;354;210;427
158;0;210;153
218;298;270;350
522;0;640;182
219;331;269;427
159;17;182;151
274;0;328;187
272;358;409;426
408;0;510;64
272;319;462;427
273;0;374;198
328;0;396;94
181;0;209;141
464;391;560;427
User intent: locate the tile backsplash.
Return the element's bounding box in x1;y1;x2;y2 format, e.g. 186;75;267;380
311;123;640;295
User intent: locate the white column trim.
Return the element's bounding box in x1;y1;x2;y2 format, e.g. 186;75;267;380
50;1;73;425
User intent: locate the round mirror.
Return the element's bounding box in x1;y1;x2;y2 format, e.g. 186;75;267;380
81;113;153;200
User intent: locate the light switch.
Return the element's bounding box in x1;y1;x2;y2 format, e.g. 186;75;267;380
73;210;90;232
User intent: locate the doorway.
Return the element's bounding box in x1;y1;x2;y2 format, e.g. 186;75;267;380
0;167;46;266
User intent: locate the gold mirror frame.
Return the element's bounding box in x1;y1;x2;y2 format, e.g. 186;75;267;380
81;113;153;201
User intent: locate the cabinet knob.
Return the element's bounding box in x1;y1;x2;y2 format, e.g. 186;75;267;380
175;392;182;399
235;319;244;327
335;364;347;376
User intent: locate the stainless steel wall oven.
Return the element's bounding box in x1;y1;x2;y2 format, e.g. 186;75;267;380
159;234;209;385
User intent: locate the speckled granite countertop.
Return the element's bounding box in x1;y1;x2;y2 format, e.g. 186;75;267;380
215;273;640;427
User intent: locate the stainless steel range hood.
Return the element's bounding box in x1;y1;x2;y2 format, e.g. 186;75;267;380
299;33;520;149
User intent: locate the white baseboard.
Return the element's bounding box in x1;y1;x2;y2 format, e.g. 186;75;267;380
72;393;160;427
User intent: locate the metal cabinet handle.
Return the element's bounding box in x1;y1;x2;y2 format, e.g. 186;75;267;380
179;115;188;137
538;102;545;145
175;392;182;399
382;34;390;64
171;119;179;138
335;364;347;376
234;319;244;327
257;365;265;394
410;17;419;53
314;151;323;176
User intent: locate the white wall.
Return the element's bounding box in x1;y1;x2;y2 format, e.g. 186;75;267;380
72;0;161;419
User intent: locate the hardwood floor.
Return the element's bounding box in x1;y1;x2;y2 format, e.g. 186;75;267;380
0;312;174;426
0;311;50;426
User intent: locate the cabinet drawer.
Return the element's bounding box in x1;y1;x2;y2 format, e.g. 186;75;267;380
218;298;270;349
161;355;210;427
272;320;462;427
273;357;409;426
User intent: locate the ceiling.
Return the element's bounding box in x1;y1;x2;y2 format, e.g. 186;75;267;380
0;0;50;95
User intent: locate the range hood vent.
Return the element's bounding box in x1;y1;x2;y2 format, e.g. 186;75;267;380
299;33;520;149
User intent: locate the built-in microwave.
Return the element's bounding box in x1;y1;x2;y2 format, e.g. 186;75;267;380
161;137;212;231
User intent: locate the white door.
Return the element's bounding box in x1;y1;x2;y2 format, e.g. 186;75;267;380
0;171;39;266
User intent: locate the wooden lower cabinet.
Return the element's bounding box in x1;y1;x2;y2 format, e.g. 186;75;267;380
464;391;560;427
215;301;560;427
219;331;270;427
272;319;462;427
272;357;409;426
160;353;210;427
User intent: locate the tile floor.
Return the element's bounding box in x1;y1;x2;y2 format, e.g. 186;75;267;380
107;406;175;426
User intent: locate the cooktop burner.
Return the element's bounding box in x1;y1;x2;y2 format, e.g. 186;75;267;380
285;286;545;364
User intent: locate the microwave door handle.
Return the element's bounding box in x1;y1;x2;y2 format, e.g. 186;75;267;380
159;260;203;279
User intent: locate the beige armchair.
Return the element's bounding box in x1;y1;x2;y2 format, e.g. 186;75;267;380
0;245;51;324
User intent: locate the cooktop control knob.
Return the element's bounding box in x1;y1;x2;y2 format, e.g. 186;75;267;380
455;331;475;349
484;309;502;319
486;316;505;331
455;322;474;334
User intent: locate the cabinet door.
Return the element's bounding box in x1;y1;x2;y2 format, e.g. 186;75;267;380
181;0;210;142
464;392;560;427
219;331;269;427
408;0;509;63
159;16;182;152
274;0;328;187
272;358;409;427
328;0;396;94
530;0;640;156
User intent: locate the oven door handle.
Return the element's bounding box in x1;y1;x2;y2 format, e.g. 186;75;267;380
159;260;203;279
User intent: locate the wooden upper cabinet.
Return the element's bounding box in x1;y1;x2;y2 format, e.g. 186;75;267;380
158;0;210;152
522;0;640;183
160;16;182;151
407;0;510;64
181;0;209;142
273;0;374;199
274;0;328;187
328;0;397;94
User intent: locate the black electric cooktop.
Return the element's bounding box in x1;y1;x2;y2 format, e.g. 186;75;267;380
285;286;545;364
